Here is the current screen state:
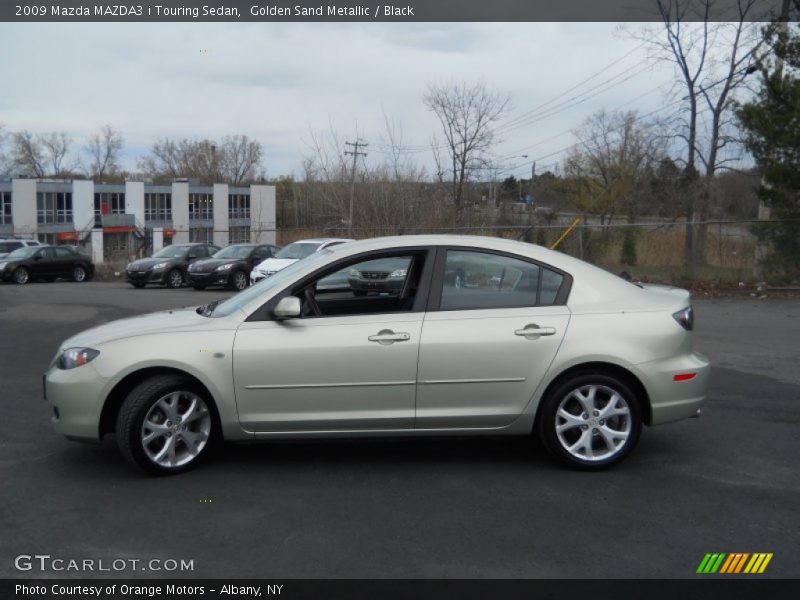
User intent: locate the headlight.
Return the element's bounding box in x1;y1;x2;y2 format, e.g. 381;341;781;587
349;269;361;277
152;262;169;270
58;347;100;370
389;269;407;278
0;262;7;270
216;263;234;271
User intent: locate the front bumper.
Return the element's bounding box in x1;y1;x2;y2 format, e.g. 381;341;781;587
634;351;711;425
347;278;404;293
187;271;230;287
126;268;166;285
45;362;109;441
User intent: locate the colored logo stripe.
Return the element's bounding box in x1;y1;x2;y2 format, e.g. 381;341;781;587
698;553;773;574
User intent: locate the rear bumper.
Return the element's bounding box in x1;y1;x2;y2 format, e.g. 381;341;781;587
633;352;710;425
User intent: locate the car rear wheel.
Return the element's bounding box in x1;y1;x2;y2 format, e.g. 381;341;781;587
12;267;29;285
116;374;217;475
72;266;87;282
166;268;184;289
537;373;642;469
230;270;248;291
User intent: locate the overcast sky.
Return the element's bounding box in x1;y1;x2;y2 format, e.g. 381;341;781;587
1;22;685;179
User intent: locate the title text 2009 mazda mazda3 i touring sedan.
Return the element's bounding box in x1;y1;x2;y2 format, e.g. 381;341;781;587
44;235;709;474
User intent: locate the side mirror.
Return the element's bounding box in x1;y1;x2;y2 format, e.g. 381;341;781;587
273;296;301;320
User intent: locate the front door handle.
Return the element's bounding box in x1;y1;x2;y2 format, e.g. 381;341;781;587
514;324;557;339
368;329;411;345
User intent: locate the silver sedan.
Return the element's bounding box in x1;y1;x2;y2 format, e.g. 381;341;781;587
45;235;709;474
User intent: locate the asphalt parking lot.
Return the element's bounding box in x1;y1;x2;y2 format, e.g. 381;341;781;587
0;280;798;578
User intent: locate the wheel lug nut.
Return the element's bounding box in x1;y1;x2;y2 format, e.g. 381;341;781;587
593;411;599;416
599;419;605;425
582;414;588;419
592;428;598;433
166;421;172;426
581;425;589;430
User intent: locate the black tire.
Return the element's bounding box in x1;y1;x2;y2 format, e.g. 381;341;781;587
12;267;29;285
537;372;642;470
72;265;87;282
129;282;146;289
115;374;218;475
166;268;184;289
192;284;207;291
229;270;249;291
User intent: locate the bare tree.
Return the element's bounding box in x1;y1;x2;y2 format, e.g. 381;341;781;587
85;125;124;179
565;109;665;224
0;124;8;175
424;81;510;211
138;135;264;184
10;131;46;177
633;0;765;266
40;132;76;176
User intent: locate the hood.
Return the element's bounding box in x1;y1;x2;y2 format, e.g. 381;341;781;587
0;252;8;259
190;258;238;271
253;257;298;273
62;307;208;348
128;257;179;269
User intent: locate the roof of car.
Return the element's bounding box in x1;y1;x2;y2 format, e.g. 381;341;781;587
292;238;354;244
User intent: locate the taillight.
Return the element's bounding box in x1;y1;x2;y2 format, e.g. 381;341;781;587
672;306;694;331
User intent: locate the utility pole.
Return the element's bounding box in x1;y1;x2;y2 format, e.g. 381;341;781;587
344;140;368;236
755;0;791;281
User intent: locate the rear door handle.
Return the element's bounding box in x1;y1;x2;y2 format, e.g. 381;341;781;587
514;324;557;339
368;329;411;345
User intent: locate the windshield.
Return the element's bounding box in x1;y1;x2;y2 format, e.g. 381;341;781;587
0;242;23;253
152;245;190;259
274;242;321;260
213;245;253;259
209;250;334;318
7;246;39;259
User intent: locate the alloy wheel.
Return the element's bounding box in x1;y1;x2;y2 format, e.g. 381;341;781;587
232;271;248;290
73;266;86;282
555;384;632;462
140;391;212;469
168;270;183;288
13;268;29;284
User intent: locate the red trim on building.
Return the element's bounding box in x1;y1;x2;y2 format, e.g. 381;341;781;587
102;226;135;233
57;231;79;241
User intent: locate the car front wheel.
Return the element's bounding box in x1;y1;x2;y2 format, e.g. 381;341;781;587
116;374;216;475
72;266;87;282
537;373;642;469
166;268;184;289
12;267;30;285
230;270;248;291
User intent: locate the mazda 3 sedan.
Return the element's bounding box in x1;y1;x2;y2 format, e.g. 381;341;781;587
45;235;709;474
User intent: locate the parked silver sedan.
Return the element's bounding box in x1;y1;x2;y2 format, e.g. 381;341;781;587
45;235;709;474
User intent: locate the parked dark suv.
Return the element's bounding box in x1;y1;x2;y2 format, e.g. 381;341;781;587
0;245;94;285
187;243;280;291
125;243;220;289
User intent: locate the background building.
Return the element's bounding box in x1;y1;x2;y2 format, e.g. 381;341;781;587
0;179;276;262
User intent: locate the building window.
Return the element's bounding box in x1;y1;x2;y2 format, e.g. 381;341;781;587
37;233;57;245
228;225;251;244
37;191;73;224
189;193;213;220
190;227;214;243
145;193;172;221
94;192;125;217
228;194;250;219
0;192;11;225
